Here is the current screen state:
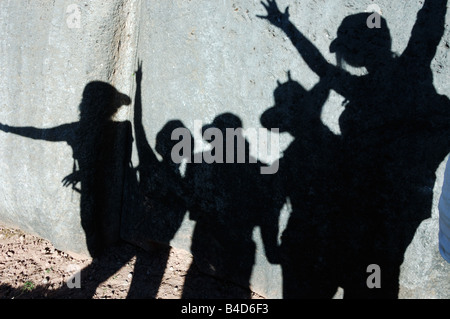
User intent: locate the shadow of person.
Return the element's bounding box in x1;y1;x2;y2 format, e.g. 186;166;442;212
259;0;450;298
122;62;192;298
0;81;134;297
261;73;343;298
0;82;132;256
181;113;280;298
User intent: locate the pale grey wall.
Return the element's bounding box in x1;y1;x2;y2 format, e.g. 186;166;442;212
0;0;138;256
0;0;448;298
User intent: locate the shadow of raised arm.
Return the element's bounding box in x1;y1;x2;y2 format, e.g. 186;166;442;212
258;0;338;78
403;0;448;66
134;60;159;183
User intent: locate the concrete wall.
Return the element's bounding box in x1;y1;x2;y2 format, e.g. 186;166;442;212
126;0;450;299
1;0;449;298
0;0;139;256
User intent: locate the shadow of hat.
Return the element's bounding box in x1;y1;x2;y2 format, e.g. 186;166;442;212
261;72;308;133
79;81;131;121
330;12;391;54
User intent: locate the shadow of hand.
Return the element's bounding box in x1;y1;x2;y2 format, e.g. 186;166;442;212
257;0;290;28
0;123;10;133
136;60;143;84
62;171;81;191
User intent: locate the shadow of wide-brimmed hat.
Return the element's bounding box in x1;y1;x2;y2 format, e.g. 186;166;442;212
260;72;308;133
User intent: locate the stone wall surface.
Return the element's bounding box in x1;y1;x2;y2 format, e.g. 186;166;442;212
1;0;449;299
0;0;139;256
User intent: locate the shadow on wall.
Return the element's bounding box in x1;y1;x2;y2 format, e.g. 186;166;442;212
0;0;449;299
257;0;450;298
0;82;141;298
0;82;133;257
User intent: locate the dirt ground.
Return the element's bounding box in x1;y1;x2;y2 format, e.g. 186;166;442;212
0;224;263;299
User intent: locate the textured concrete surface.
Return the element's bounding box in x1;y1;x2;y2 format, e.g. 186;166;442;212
0;0;449;299
0;0;139;256
124;0;450;299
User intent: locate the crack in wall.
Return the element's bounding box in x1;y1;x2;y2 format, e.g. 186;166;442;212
109;0;141;122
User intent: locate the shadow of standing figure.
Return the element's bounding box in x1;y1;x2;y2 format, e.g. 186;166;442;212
182;113;280;298
122;62;192;298
261;73;343;298
0;82;132;257
259;0;450;298
0;81;134;297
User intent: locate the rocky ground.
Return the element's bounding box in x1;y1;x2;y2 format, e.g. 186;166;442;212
0;224;263;299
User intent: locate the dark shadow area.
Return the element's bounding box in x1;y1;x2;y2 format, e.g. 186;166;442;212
180;113;280;298
121;62;192;299
261;73;343;298
120;64;280;299
258;0;450;298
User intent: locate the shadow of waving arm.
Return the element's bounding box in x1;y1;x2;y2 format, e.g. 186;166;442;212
403;0;448;66
258;0;338;78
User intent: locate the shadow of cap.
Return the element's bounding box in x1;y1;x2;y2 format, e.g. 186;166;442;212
80;81;131;120
329;12;391;54
261;74;307;132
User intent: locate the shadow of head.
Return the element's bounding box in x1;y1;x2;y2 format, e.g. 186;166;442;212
202;113;244;143
156;120;193;161
330;13;392;69
261;74;312;136
79;81;132;122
